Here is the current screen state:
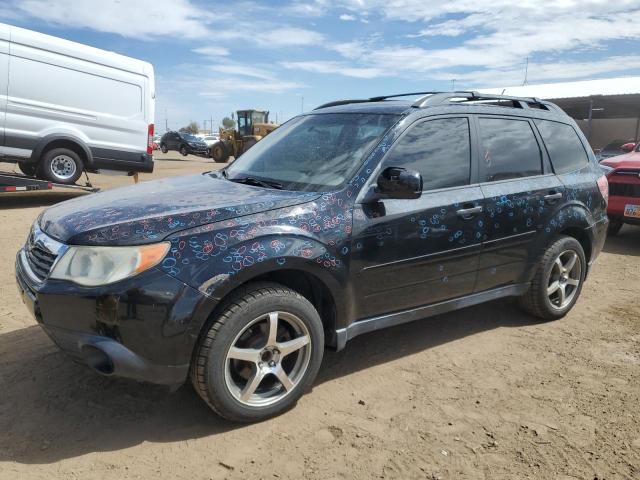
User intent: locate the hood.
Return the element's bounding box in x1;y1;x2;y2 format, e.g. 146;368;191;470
600;151;640;170
40;173;319;246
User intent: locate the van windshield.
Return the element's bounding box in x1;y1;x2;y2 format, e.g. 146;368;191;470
225;113;399;192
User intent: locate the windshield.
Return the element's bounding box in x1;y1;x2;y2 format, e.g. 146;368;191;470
226;113;399;191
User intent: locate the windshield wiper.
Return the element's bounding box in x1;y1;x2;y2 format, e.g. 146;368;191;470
228;175;284;190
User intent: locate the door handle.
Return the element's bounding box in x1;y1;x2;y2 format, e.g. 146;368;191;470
456;206;483;219
544;192;563;202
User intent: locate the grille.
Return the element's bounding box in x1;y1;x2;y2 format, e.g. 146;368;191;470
609;182;640;198
25;243;58;281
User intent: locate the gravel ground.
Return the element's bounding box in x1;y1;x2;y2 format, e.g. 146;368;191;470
1;155;638;479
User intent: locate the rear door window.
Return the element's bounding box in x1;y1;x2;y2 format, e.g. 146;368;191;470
478;117;542;182
534;120;589;174
382;117;471;191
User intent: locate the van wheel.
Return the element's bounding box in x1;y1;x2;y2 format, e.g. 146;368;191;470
518;236;586;320
191;283;324;422
160;143;168;154
211;141;230;163
40;148;83;185
18;162;36;176
179;145;189;156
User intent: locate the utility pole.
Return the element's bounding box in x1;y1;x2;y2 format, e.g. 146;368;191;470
451;79;456;90
300;95;304;113
164;108;168;132
523;57;529;86
210;116;213;134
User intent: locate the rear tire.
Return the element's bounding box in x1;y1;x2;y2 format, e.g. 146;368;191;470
519;235;586;321
211;141;230;163
160;143;168;154
607;218;623;236
191;282;324;422
39;148;83;185
18;162;36;176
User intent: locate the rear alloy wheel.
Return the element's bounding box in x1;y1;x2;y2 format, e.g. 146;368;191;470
519;236;586;320
191;283;324;422
40;148;83;184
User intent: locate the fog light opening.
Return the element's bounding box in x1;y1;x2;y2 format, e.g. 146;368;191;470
81;345;114;375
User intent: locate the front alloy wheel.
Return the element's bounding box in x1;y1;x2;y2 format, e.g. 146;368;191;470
191;283;324;422
225;311;312;406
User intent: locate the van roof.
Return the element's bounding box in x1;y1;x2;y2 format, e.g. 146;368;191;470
2;22;153;77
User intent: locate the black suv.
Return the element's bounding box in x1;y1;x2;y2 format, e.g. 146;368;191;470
16;92;609;422
159;131;208;156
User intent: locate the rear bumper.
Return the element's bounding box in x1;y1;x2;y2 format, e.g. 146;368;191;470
585;216;608;277
15;251;216;386
90;151;154;173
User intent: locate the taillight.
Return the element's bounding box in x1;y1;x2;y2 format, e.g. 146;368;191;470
597;174;608;205
147;124;154;155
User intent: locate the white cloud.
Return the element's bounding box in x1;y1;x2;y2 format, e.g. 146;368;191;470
192;46;230;57
434;56;640;88
339;14;356;21
208;63;277;80
280;60;383;78
13;0;214;39
261;27;325;47
307;1;640;84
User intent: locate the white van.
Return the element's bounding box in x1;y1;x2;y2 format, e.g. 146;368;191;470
0;23;155;184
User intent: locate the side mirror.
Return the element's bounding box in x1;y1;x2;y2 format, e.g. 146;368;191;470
372;166;422;200
621;142;636;153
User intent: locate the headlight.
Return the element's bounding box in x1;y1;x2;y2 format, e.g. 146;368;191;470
50;242;170;286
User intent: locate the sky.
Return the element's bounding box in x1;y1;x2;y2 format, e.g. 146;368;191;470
2;0;640;133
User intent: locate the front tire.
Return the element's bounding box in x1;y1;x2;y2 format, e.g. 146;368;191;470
179;145;189;156
210;141;230;163
519;236;586;320
191;283;324;422
39;148;83;184
160;143;168;154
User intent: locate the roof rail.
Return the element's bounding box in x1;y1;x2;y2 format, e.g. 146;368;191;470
412;91;555;110
314;91;441;110
313;91;557;112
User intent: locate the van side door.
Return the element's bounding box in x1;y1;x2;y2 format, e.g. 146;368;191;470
0;24;9;150
475;115;563;291
350;116;486;320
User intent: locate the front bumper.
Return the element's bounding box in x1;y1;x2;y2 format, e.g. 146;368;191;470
15;250;216;385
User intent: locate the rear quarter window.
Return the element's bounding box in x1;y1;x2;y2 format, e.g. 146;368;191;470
535;120;589;174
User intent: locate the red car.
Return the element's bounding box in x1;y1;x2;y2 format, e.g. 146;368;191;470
600;144;640;235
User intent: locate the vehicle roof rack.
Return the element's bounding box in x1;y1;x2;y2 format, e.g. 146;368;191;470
412;91;553;110
314;92;440;110
313;91;555;112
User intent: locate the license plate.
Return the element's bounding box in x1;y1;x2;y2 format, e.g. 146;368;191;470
624;204;640;218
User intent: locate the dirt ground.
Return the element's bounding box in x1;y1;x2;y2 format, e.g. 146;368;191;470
1;153;639;479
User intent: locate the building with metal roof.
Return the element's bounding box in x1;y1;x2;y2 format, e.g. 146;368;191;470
479;76;640;150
